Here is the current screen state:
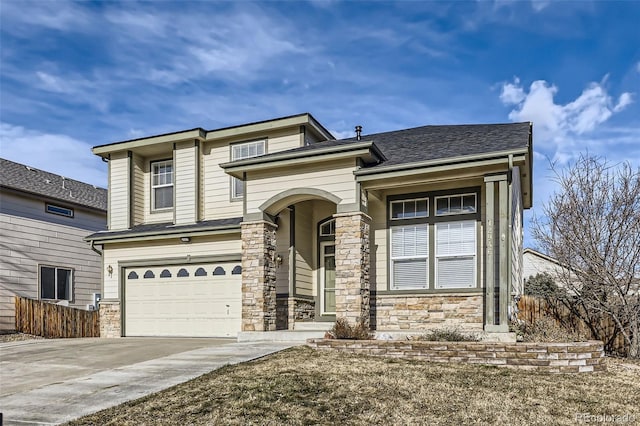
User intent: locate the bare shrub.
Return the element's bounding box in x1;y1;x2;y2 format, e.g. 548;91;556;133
411;328;479;342
327;317;372;340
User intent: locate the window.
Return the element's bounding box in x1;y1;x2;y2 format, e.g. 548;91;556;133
40;266;72;300
46;204;74;218
151;160;173;210
435;221;476;289
390;224;428;290
391;198;428;220
320;219;336;236
388;191;478;290
435;193;476;216
231;140;265;199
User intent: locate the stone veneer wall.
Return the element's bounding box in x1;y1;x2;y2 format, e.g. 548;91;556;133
285;297;316;330
241;220;277;331
307;339;605;373
99;299;121;338
334;212;370;327
373;294;483;330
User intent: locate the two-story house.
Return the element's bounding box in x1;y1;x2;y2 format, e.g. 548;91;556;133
0;158;107;332
85;113;532;339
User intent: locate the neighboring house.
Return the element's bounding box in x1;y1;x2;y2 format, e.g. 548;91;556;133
523;248;565;281
0;158;107;332
85;113;533;338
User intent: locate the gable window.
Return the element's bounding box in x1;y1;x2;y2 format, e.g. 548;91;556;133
151;160;173;210
388;190;478;291
231;140;265;199
46;204;74;218
40;266;72;300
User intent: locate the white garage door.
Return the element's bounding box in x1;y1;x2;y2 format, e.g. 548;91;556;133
124;262;242;337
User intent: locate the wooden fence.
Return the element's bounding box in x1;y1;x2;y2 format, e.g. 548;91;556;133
517;295;628;356
15;296;100;338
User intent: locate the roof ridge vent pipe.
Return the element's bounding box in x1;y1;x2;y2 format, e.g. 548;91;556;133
355;125;362;141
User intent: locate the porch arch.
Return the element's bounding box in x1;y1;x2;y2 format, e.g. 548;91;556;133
259;187;342;216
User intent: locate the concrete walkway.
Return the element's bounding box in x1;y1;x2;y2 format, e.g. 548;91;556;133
0;338;296;425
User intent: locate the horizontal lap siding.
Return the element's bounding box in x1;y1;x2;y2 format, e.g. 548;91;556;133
202;143;242;220
0;194;105;331
102;235;241;299
109;153;129;230
132;154;145;226
275;209;290;294
175;143;197;225
295;203;313;297
245;159;357;214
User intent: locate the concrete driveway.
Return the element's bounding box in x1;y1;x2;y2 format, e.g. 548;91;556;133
0;337;295;425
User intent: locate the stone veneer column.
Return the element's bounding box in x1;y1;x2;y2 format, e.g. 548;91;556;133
334;212;371;327
99;299;121;338
241;220;278;331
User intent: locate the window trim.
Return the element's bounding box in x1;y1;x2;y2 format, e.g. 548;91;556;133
230;139;266;200
150;159;174;212
386;188;480;292
45;203;74;218
39;265;73;301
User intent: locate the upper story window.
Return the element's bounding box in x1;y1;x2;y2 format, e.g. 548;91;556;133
435;193;476;216
151;160;173;210
231;140;265;199
46;203;74;218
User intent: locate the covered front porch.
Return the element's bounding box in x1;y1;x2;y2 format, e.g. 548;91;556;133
240;191;371;332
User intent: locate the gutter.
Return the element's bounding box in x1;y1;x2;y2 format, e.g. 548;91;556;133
354;148;529;177
85;223;242;244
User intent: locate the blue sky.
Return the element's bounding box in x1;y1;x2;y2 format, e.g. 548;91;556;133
1;1;638;247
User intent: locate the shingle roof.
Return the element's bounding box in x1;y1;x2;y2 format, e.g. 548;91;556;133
246;122;531;168
0;158;107;211
85;217;242;241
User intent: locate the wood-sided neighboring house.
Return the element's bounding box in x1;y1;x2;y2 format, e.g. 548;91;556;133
0;158;107;332
85;113;533;338
523;248;566;281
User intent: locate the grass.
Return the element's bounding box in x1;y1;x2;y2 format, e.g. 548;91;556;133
66;347;640;426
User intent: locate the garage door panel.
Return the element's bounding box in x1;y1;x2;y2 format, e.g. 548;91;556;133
124;263;242;337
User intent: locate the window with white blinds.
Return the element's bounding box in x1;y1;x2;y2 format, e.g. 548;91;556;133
435;221;476;289
390;224;428;290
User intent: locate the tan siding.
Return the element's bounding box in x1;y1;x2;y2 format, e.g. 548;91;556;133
294;202;313;297
109;152;130;230
267;130;303;152
245;159;357;214
511;166;524;295
202;142;243;220
275;209;290;294
201;127;306;221
174;142;198;225
131;153;145;226
0;192;105;331
102;234;241;299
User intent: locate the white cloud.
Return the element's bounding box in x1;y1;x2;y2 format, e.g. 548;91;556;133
500;77;634;162
636;61;640;73
0;123;106;187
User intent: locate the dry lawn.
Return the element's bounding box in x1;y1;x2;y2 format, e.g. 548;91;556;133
67;347;640;426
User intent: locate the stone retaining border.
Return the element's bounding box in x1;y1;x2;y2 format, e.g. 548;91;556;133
306;339;605;373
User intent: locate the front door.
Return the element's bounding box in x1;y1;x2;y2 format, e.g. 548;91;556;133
320;242;336;315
